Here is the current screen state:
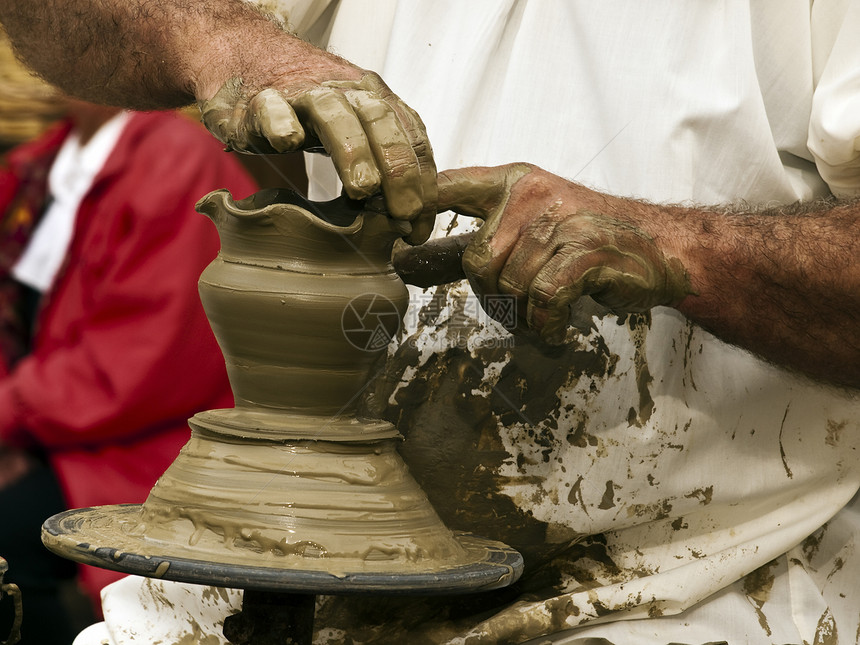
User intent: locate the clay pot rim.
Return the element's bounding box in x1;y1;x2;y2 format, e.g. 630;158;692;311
197;188;367;236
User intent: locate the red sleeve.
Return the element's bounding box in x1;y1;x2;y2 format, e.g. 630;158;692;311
0;118;257;449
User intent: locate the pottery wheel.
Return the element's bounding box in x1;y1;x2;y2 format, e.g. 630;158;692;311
40;190;526;644
43;505;522;594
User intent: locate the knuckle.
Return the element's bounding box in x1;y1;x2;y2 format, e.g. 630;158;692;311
529;282;557;304
497;273;528;298
351;91;391;122
379;144;421;181
529;271;565;304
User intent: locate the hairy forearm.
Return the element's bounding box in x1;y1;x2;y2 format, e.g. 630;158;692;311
0;0;347;108
436;164;859;388
627;196;860;388
3;0;436;236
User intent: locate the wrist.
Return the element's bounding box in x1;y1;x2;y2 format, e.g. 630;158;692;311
588;192;704;308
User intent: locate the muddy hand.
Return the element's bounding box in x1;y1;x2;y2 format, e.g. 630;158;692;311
199;73;436;244
437;164;691;343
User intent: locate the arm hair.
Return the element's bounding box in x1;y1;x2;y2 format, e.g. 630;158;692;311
0;0;325;108
645;196;860;388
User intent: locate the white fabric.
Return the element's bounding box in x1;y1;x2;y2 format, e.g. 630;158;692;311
12;111;130;293
524;487;860;645
808;0;860;197
72;577;241;645
82;2;860;644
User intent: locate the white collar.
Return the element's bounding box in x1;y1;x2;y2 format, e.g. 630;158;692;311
12;111;131;293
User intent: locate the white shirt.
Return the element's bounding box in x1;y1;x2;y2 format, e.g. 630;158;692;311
308;5;860;644
12;111;130;293
79;3;860;644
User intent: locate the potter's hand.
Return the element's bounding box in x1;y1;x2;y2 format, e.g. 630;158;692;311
437;164;691;342
0;0;435;242
200;72;436;245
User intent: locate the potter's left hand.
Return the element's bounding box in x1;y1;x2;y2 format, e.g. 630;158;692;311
0;0;435;242
435;164;691;343
199;72;436;245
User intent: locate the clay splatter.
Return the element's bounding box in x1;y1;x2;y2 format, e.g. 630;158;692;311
742;559;777;636
626;313;655;427
599;481;617;510
684;486;713;506
825;419;846;447
778;404;793;479
813;608;838;645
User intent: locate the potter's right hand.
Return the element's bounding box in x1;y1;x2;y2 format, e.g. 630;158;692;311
199;70;436;245
436;164;691;343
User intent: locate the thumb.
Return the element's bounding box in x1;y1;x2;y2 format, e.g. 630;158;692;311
437;165;530;220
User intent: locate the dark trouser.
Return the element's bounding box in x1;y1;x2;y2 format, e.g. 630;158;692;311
0;457;88;645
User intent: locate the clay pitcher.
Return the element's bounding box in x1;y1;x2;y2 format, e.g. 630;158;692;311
195;188;410;416
128;188;472;571
40;189;522;588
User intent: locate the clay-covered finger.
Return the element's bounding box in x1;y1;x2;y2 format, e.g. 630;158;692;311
437;168;507;220
199;80;285;154
457;167;531;299
404;211;434;246
199;80;245;149
445;169;504;298
454;165;541;302
393;100;437;244
292;87;381;200
356;75;438;214
247;89;305;153
347;90;423;219
199;103;236;148
524;252;589;340
438;164;534;217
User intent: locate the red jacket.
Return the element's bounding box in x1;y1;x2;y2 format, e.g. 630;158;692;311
0;111;257;600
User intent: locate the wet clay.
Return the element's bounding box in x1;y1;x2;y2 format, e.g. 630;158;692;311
41;188;523;595
195;188;410;415
392;233;474;288
134;433;469;572
125;188;479;572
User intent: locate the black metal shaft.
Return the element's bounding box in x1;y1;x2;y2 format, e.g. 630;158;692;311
223;590;315;645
